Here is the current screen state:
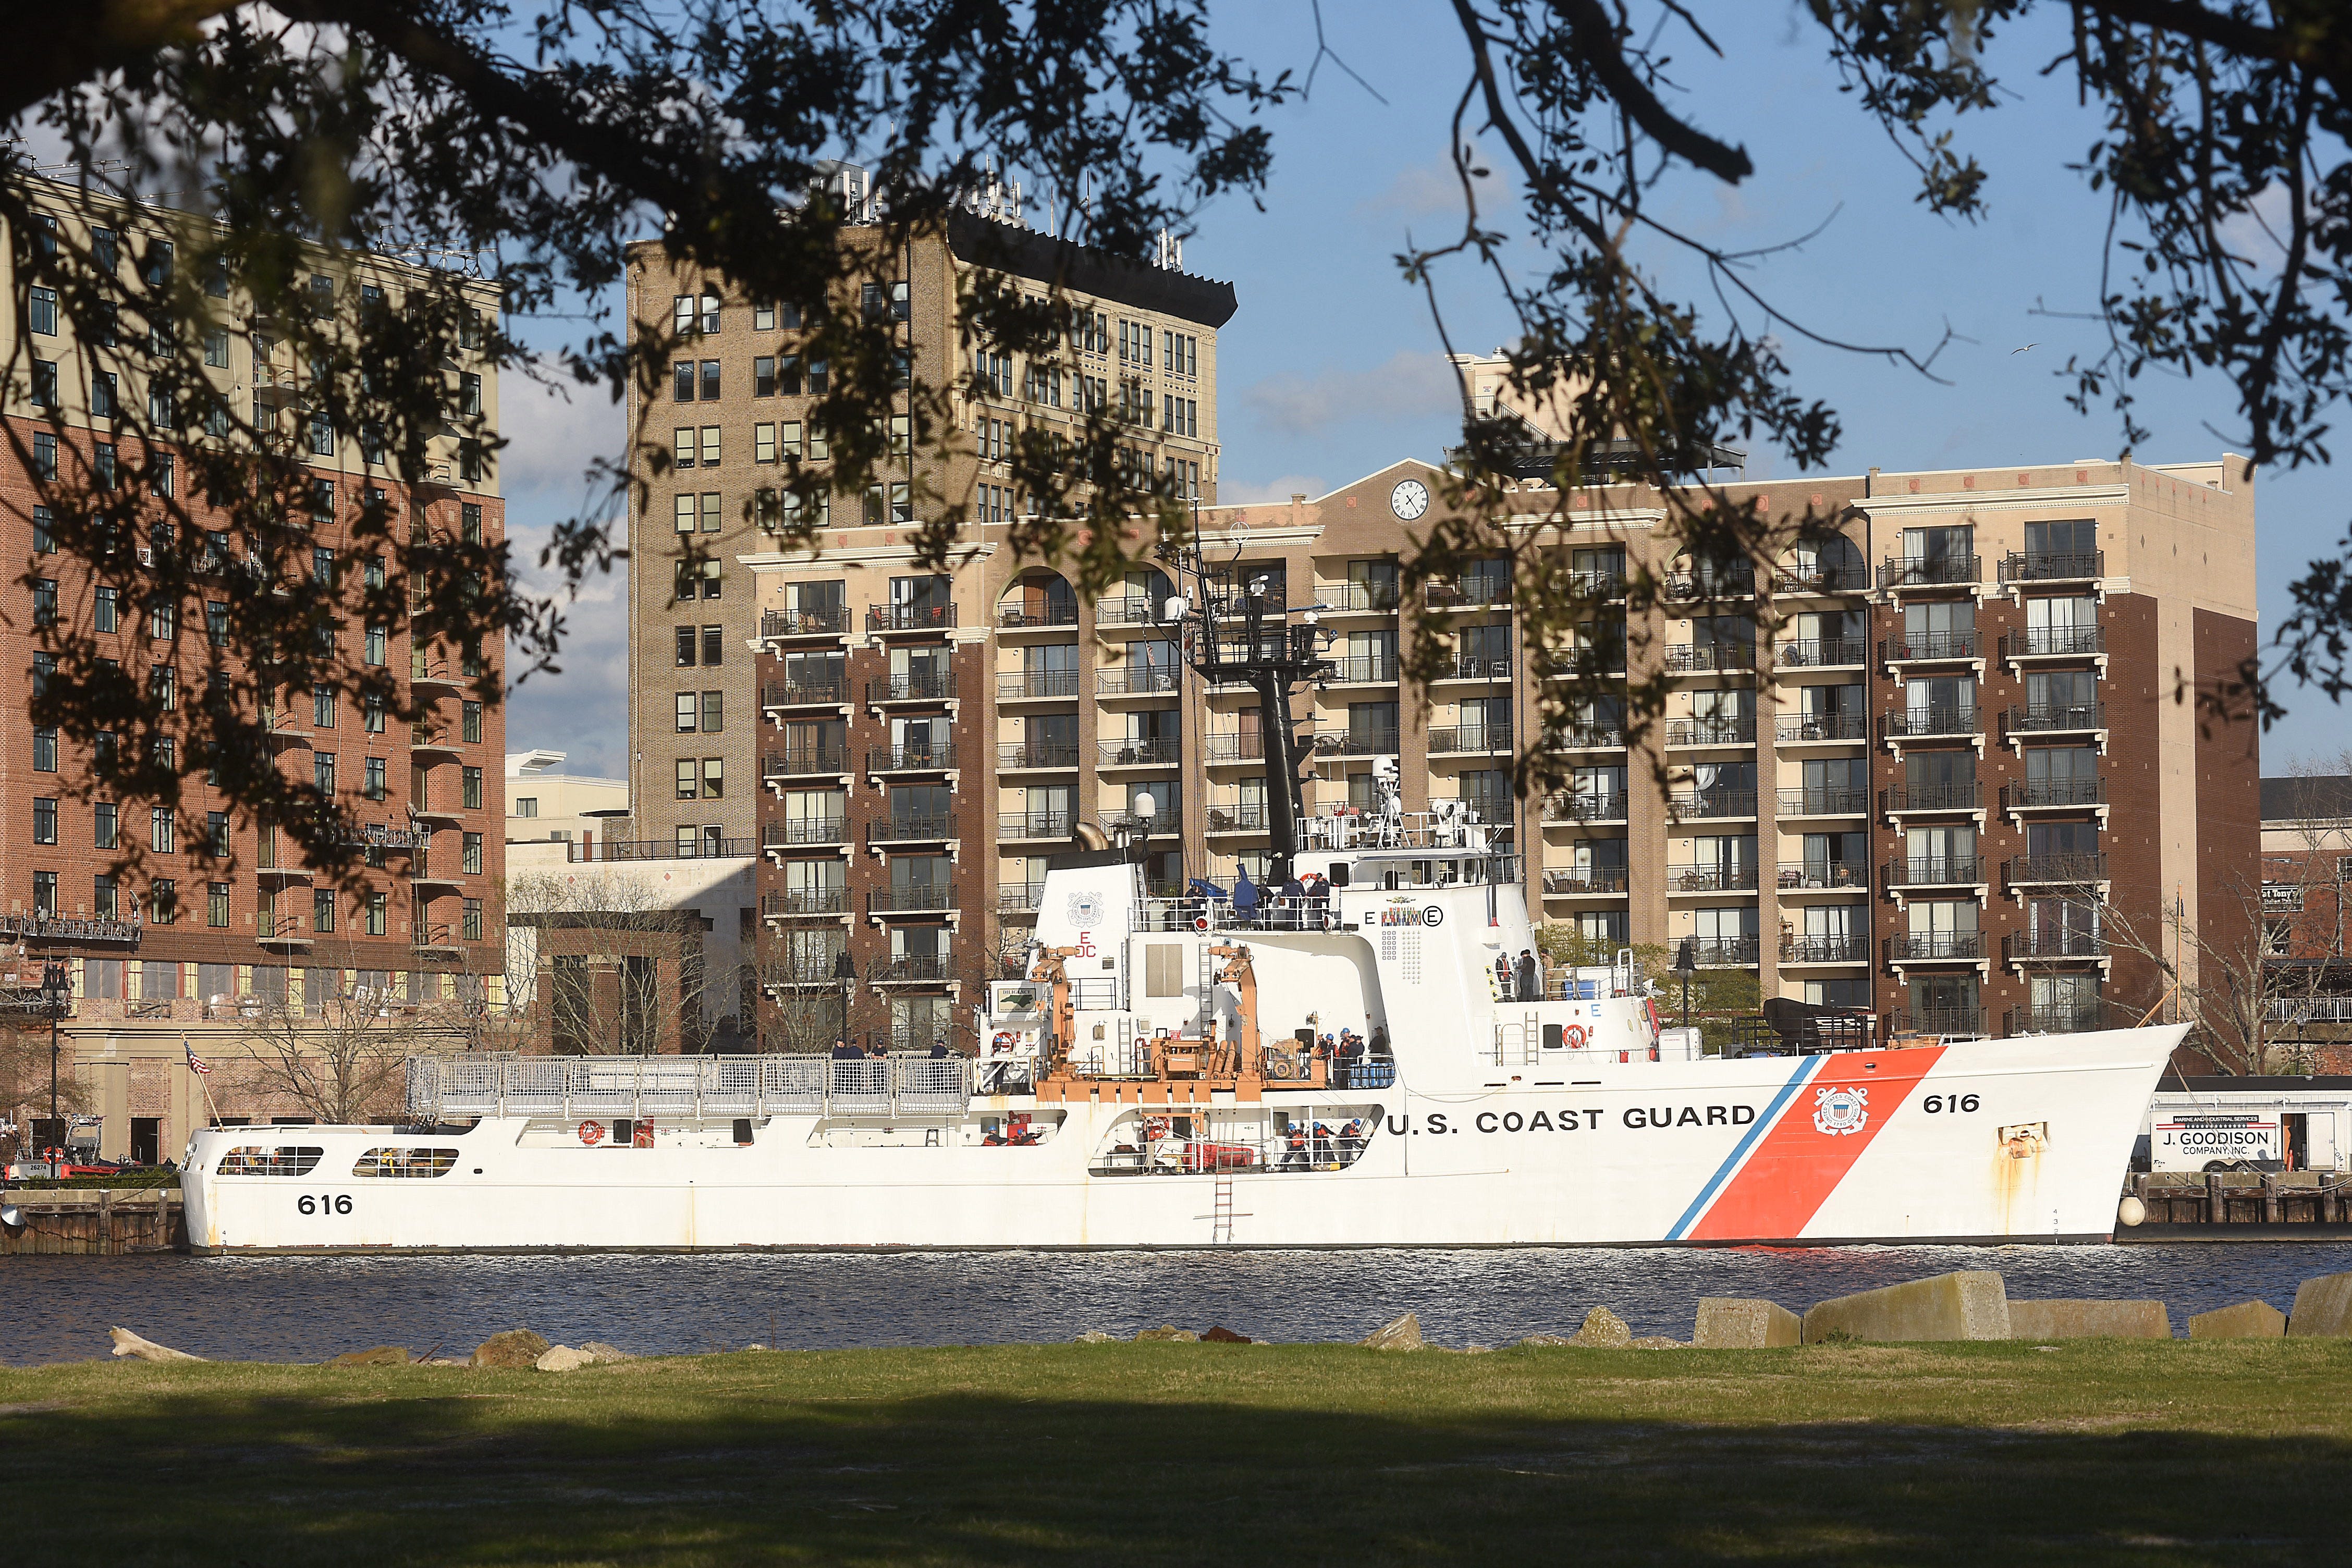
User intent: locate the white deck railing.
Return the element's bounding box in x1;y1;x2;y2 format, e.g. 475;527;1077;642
408;1053;972;1121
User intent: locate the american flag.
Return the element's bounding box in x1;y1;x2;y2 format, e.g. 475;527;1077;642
185;1039;211;1077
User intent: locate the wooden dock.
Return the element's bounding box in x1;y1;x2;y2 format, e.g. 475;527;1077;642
2;1187;185;1255
2115;1171;2352;1242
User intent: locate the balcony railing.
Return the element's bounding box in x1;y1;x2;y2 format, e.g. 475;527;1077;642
1882;856;1986;888
1890;1007;1985;1037
1667;790;1757;820
870;884;958;914
762;749;849;778
2000;550;2105;584
1666;863;1760;892
867;814;957;846
761;958;850;987
2003;778;2106;811
1096;667;1180;696
867;744;956;773
1775;862;1870;890
1319;580;1403;612
1093;595;1161;627
1771;566;1869;595
763;678;849;707
1428;726;1511;755
1312;730;1400;757
998;811;1075;839
761;889;849;917
1206;803;1269;832
2005;929;2109;962
1882;707;1980;740
997;603;1078;629
866;672;957;703
1777;638;1866;668
1667;566;1755;598
1775;713;1867;743
1547;725;1625;751
1542;866;1630;895
2004;1003;2104;1036
2267;995;2352;1024
760;606;851;638
869;953;953;983
1322;654;1399;684
1881;782;1982;813
1540;646;1628;678
1879;632;1979;663
1666;716;1755;748
999;742;1080;770
998;669;1080;700
1778;787;1868;817
998;881;1046;913
1783;934;1869;963
1557;567;1626;598
1436;654;1513;681
2002;627;2105;659
868;603;957;633
1663;642;1755;673
1878;554;1980;589
1207;733;1267;763
763;818;848;849
1544;792;1627;823
1685;935;1761;965
2005;703;2105;736
2007;852;2109;885
1425;578;1510;609
1886;932;1985;962
1099;738;1182;767
1103;811;1176;837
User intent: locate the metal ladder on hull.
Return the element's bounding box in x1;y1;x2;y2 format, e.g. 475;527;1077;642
1211;1173;1235;1243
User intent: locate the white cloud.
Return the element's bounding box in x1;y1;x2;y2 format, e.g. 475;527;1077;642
1238;350;1461;439
1358;151;1512;222
1220;473;1330;505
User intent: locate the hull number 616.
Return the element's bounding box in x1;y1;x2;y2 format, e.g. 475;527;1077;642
298;1194;353;1216
1921;1094;1980;1114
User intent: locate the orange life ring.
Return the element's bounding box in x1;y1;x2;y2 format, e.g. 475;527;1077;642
991;1031;1017;1053
578;1120;605;1146
1562;1025;1587;1050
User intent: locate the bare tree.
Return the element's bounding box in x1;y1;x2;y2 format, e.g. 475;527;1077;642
505;869;703;1055
2093;873;2314;1077
234;963;463;1123
0;1018;89;1157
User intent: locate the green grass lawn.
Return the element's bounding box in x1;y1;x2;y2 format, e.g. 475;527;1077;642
7;1340;2351;1565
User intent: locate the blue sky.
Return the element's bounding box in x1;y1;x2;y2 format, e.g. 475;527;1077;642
501;1;2350;778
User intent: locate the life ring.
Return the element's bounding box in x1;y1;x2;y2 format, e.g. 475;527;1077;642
578;1120;605;1146
1562;1025;1587;1050
991;1031;1018;1054
1194;914;1210;933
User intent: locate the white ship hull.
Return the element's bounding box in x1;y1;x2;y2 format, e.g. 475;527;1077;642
182;1028;2176;1252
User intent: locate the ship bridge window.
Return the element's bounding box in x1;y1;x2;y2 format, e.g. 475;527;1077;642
352;1147;461;1179
215;1145;324;1176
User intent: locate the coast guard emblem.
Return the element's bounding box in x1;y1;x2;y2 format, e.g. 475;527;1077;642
1812;1084;1869;1136
1065;892;1104;929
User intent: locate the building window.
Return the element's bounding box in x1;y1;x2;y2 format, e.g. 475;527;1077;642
676;760;699;800
364;757;386;801
27;286;55;335
754;356;776;397
702;758;724;799
32;797;57;844
209;883;231;928
206;601;229;647
702;625;725;666
208;811;230;858
462;701;482;743
463;832;483;875
94;802;117;850
365;555;385;590
94;875;118;921
151;879;177;925
151;807;175;854
33;872;56;916
366;893;387;935
675;494;696;535
462;899;484;941
365;694;386;733
315;755;337;795
151;664;176;710
461;767;483;810
676;693;698;732
701;691;724;733
313;889;337;934
33;579;57;627
459;372;482;418
701;360;721;400
365;626;387;665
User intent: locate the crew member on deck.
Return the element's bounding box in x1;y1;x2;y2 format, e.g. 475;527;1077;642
1515;949;1539;1001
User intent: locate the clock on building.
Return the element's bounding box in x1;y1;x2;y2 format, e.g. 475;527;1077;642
1390;479;1430;520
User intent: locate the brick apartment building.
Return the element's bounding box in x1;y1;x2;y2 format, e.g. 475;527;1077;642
0;181;508;1160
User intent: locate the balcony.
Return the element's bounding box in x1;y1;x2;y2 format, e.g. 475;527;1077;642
2004;1003;2104;1036
2003;778;2106;812
997;603;1078;630
762;678;850;709
1684;935;1761;966
1775;714;1867;743
999;881;1045;914
869;884;958;915
761;958;850;988
1557;566;1625;598
998;742;1080;770
1879;632;1979;665
1878;554;1981;590
998;669;1080;701
1097;667;1180;696
2005;703;2105;738
1206;803;1269;832
1428;726;1511;755
1093;595;1162;627
1880;782;1982;814
1326;655;1401;684
866;672;958;704
998;811;1075;840
1435;654;1513;682
407;854;463;891
867;603;957;634
1546;725;1625;752
256;916;315;950
1663;642;1755;674
1665;716;1755;748
760;606;851;639
1099;738;1182;767
572;837;752;863
762;749;849;780
1312;729;1400;758
1882;707;1980;741
867;744;956;774
870;953;954;984
1424;578;1510;610
409;654;466;690
1778;787;1868;817
1777;638;1866;669
1771;565;1869;595
2007;853;2109;887
260;714;313;748
1667;566;1755;599
867;814;957;847
2006;929;2110;963
408;725;464;758
1886;932;1986;963
2002;627;2105;660
1542;866;1629;895
1205;733;1266;763
1775;862;1870;891
2000;550;2105;585
1103;811;1177;838
761;889;850;918
1318;580;1403;613
1882;856;1987;889
1783;934;1869;964
763;818;848;851
1666;863;1760;892
1890;1007;1985;1037
1544;792;1627;824
1667;790;1757;821
1541;646;1628;679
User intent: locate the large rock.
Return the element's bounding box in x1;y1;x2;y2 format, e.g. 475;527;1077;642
2007;1300;2171;1341
1568;1306;1633;1348
1073;1329;1119;1344
2188;1299;2286;1339
1133;1324;1198;1343
1802;1271;2011;1344
470;1329;551;1369
1359;1312;1423;1351
2287;1272;2352;1337
1694;1297;1802;1349
1200;1325;1252;1344
535;1345;595;1372
325;1345;413;1366
109;1327;205;1364
1513;1333;1576;1348
580;1341;634;1363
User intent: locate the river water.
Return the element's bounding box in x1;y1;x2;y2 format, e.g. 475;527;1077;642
8;1243;2352;1365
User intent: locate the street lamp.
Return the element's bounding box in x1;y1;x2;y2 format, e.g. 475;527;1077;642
831;949;858;1051
41;961;68;1168
1673;938;1697;1032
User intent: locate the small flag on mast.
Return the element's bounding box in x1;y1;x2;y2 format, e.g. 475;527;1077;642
185;1039;212;1077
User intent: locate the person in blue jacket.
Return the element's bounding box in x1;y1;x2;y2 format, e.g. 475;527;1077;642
1231;868;1259;925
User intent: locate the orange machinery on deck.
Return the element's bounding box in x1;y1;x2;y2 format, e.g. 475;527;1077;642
1031;941;1329;1105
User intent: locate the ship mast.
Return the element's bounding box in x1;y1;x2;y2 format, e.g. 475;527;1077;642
1165;540;1334;885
